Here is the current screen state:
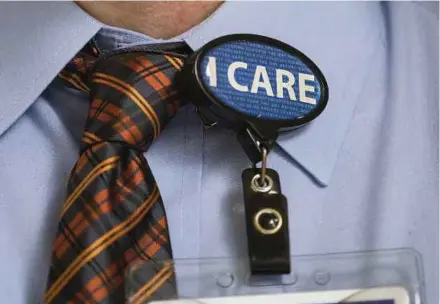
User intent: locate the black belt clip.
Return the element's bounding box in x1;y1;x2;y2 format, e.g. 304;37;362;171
242;166;291;275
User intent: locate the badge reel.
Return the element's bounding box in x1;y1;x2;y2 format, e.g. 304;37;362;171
178;34;329;276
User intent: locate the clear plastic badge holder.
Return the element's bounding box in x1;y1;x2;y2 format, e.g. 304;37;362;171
125;248;425;303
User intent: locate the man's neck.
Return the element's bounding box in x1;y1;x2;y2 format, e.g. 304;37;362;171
76;1;223;39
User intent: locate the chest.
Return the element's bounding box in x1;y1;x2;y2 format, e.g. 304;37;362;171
0;78;435;258
0;66;437;303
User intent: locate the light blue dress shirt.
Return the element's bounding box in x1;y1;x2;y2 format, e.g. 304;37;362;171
0;1;438;303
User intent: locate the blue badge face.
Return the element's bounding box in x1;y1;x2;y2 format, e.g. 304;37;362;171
196;36;328;122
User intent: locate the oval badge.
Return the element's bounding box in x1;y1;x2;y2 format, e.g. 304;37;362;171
180;34;329;131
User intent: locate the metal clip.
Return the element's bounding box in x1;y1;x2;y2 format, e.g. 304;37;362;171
259;146;268;187
237;128;274;164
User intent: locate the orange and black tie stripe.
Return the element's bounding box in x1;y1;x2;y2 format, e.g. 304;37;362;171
45;42;189;303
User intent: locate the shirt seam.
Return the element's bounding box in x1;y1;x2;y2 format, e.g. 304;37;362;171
331;42;386;182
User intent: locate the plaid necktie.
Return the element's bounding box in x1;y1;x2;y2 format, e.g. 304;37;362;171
44;42;189;303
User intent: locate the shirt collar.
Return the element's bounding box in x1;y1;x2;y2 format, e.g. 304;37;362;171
1;1;382;187
0;2;101;138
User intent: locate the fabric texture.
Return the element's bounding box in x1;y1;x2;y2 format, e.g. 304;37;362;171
45;43;188;303
0;2;437;304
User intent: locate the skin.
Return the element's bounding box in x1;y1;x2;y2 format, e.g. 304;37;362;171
76;1;224;39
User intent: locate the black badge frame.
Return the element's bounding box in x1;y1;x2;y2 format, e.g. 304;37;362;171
178;34;330;141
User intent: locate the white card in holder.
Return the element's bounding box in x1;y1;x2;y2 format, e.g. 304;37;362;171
151;286;409;304
125;248;424;304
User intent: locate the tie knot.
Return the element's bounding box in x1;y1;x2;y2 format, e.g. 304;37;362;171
79;51;185;150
